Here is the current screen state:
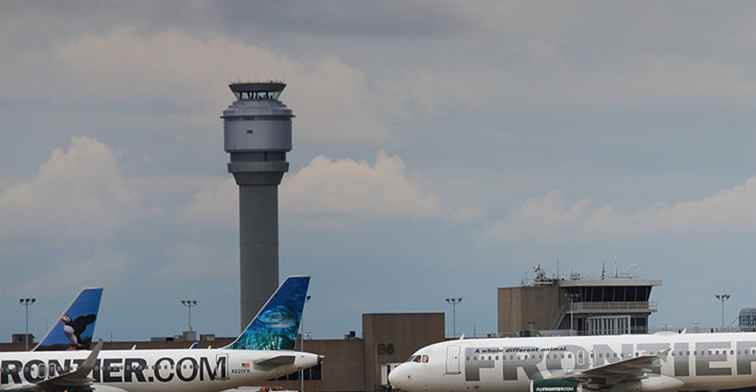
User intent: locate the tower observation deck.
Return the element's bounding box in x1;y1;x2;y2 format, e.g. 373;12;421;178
221;81;294;330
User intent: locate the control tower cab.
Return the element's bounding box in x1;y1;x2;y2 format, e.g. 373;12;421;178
221;81;295;330
223;82;293;157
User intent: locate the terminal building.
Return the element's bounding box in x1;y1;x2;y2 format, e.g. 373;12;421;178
498;265;661;337
740;308;756;332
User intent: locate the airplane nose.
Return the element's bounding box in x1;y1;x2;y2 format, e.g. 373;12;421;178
389;364;411;390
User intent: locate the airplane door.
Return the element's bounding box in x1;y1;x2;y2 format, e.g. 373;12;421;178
446;346;461;375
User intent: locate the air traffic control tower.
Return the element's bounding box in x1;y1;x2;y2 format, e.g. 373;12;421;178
221;82;294;330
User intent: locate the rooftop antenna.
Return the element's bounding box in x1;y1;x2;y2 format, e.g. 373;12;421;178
601;262;606;280
556;258;560;280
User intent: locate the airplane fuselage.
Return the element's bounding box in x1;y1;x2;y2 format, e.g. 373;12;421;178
390;332;756;392
0;348;316;392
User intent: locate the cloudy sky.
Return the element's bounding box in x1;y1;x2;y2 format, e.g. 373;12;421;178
2;1;756;341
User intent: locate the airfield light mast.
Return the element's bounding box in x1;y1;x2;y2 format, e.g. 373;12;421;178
19;297;36;351
715;293;731;332
446;297;463;337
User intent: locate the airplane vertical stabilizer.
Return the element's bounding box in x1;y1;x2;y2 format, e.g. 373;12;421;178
33;287;103;351
225;276;310;350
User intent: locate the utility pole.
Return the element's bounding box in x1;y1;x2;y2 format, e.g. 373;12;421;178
715;294;731;331
19;298;35;351
181;300;198;331
300;295;311;392
445;298;463;337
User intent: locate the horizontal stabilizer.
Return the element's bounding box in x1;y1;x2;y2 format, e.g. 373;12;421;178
9;341;105;392
254;355;296;369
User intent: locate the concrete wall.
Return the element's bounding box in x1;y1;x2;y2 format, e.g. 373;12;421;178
363;313;445;392
498;285;562;336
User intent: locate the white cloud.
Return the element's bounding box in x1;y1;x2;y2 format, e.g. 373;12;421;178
0;136;140;240
186;151;442;228
490;178;756;242
53;29;390;145
282;151;441;219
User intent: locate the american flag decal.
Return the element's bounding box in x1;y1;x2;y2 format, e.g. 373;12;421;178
241;362;251;368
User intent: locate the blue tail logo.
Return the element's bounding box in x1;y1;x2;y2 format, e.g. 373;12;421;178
34;287;103;351
225;276;310;350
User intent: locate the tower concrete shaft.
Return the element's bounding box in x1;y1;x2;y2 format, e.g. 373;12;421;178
222;82;293;330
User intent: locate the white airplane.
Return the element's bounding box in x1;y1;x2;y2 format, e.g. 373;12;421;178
389;332;756;392
0;276;319;392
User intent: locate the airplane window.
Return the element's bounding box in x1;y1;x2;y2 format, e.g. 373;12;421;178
731;350;735;355
495;356;499;361
568;354;572;359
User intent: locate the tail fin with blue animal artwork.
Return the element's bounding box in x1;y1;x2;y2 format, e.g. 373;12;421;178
34;287;103;351
225;276;310;350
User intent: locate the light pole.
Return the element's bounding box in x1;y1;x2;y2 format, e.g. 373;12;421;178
181;300;198;331
567;293;580;335
715;294;731;331
445;298;463;337
300;295;311;392
19;298;35;351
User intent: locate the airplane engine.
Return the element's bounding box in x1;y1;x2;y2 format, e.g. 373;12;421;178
530;379;582;392
609;376;685;392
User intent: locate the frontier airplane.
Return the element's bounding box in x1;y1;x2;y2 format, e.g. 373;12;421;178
0;276;319;392
389;332;756;392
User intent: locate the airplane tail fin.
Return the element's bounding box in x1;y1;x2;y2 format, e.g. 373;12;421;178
33;287;103;351
224;276;310;351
